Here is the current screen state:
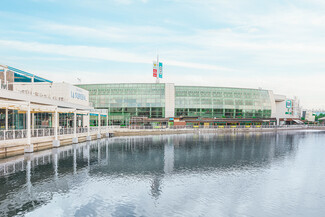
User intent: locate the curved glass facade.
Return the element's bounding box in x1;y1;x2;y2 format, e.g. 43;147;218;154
78;83;165;124
175;86;272;118
78;83;273;123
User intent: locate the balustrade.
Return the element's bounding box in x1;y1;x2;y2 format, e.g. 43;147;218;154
0;125;322;141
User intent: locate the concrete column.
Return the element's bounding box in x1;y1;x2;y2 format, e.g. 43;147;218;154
86;113;91;141
97;113;101;139
31;113;35;135
53;108;60;147
72;111;78;143
74;112;77;136
165;83;175;118
5;108;8;130
25;102;33;153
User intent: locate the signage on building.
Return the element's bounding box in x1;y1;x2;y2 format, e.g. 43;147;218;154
153;61;163;78
286;100;292;108
70;87;87;101
153;62;157;77
159;62;163;78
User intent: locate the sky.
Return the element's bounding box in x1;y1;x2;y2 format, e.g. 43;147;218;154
0;0;324;109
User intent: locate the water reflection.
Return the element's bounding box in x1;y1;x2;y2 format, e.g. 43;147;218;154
0;131;324;216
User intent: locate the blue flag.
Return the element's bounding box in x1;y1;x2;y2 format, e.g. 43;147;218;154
159;62;163;78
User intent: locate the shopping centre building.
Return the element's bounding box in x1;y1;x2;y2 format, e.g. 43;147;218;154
0;63;302;132
77;83;301;126
0;64;108;155
0;64;303;156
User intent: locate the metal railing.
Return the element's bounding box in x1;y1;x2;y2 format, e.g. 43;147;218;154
0;125;323;141
0;126;111;141
0;129;27;140
32;128;55;137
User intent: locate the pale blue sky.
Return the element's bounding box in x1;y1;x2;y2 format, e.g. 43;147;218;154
0;0;324;109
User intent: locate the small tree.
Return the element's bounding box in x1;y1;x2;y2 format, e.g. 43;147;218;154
315;113;325;121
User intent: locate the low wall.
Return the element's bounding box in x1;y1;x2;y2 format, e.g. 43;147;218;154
0;131;109;158
112;126;325;137
1;126;324;158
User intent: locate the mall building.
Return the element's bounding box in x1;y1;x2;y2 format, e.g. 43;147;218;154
0;64;108;154
77;83;301;126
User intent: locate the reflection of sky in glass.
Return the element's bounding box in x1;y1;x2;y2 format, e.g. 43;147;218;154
1;131;325;217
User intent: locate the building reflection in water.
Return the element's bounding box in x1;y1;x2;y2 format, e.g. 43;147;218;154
0;131;306;216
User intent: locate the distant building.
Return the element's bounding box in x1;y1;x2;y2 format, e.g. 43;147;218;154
273;95;301;125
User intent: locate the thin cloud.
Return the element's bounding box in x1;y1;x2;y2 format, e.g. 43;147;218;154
37;22;173;43
0;40;233;71
1;0;325;109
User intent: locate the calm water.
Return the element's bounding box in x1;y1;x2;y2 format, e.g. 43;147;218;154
1;131;325;217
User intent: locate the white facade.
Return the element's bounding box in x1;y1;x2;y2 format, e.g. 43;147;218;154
273;94;301;124
164;83;175;118
302;110;316;122
305;111;316;122
13;82;90;107
268;90;277;118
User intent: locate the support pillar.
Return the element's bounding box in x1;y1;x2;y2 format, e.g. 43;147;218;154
31;113;35;136
86;113;91;141
24;102;33;153
97;113;101;139
72;111;78;143
53;108;60;147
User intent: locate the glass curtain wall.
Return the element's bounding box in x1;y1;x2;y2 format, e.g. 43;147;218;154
0;109;5;129
77;83;273;123
34;113;52;128
78;84;166;125
0;111;87;130
89;114;103;127
0;110;54;130
6;110;26;130
59;113;74;128
175;86;272;118
58;113;84;128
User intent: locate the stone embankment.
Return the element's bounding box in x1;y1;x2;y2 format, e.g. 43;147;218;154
1;126;324;158
111;126;325;137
